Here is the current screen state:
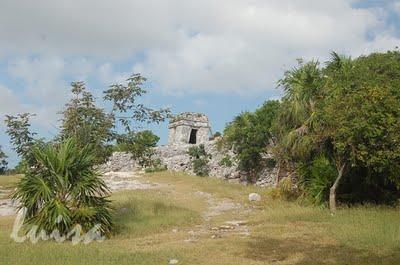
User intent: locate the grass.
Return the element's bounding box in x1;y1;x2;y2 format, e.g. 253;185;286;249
0;171;399;264
0;174;21;199
0;174;21;187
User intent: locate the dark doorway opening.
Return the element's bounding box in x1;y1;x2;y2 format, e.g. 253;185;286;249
189;129;198;144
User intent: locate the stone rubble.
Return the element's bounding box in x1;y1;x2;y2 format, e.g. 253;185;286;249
100;139;279;187
97;152;139;173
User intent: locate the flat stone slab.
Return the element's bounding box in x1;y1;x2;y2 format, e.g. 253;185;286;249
103;171;163;191
0;199;17;216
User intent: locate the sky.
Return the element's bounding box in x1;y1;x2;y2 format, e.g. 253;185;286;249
0;0;400;166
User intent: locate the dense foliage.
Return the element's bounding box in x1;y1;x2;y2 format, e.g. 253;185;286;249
224;50;400;210
116;130;160;167
223;100;280;180
0;145;7;174
12;138;113;237
187;144;211;176
60;82;114;163
4;113;37;167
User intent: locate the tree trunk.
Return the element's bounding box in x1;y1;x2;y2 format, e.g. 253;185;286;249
329;163;346;213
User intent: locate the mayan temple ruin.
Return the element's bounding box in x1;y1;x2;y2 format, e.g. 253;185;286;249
168;112;211;145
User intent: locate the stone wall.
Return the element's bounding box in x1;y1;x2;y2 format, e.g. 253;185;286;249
97;152;139;173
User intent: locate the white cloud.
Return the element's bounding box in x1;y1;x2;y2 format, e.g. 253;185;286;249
0;0;398;96
8;56;67;103
394;1;400;12
0;84;25;117
98;63;128;85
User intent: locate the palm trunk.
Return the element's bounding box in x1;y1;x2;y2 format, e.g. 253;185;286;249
329;163;346;213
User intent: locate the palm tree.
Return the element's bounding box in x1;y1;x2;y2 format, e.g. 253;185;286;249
275;60;324;163
12;138;113;238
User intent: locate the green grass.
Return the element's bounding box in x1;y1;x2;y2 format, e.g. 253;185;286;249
112;190;199;238
0;174;21;199
0;174;21;188
0;171;399;264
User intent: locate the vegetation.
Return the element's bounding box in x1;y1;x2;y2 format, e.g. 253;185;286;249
103;73;170;132
12;138;113;238
218;155;233;167
116;130;160;167
222;50;400;211
187;144;211;176
222;100;280;180
59;82;114;163
4;113;37;168
59;74;170;164
0;145;8;174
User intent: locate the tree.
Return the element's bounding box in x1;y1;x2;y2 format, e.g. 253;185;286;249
223;100;280;180
0;145;7;174
103;73;170;132
116;130;160;167
12;138;113;238
59;82;114;163
4;113;37;167
320;51;400;211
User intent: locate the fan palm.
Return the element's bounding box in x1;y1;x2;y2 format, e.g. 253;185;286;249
12;138;112;238
277;60;324;160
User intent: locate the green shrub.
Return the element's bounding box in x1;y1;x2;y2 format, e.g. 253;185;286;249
116;130;160;167
213;131;222;138
187;144;211;176
270;177;297;200
264;158;277;169
12;138;113;238
300;156;337;205
223;100;280;178
218;155;233;167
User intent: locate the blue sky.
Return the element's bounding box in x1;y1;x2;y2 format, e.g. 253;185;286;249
0;0;399;166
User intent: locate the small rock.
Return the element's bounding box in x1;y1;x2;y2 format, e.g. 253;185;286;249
225;220;248;226
172;228;178;233
218;225;233;230
169;259;179;265
248;193;261;202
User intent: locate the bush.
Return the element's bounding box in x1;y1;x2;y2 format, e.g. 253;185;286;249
223;100;280;178
0;145;7;174
144;158;167;173
213;131;222;138
300;156;337;205
12;138;113;238
116;130;160;167
218;155;233;167
144;165;168;173
187;144;211;176
270;176;297;200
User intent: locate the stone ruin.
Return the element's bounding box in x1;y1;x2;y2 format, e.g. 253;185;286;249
168;112;211;145
100;112;279;187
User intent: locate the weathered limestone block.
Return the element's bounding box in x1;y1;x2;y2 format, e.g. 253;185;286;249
168;112;211;145
97;152;138;173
